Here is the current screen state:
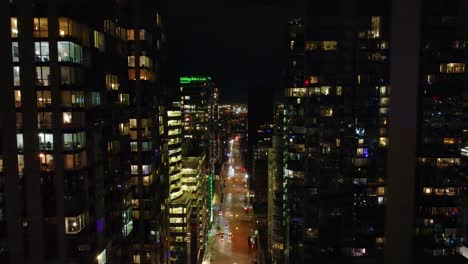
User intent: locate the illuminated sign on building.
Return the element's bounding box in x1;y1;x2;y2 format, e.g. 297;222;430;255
210;173;214;223
179;76;211;84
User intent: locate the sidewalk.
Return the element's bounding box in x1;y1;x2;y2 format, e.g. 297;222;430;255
202;226;216;264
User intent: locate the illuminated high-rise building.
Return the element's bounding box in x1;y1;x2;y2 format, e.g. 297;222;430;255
179;76;215;151
267;104;285;263
386;1;467;263
0;0;167;263
277;1;468;264
165;76;218;263
280;2;391;262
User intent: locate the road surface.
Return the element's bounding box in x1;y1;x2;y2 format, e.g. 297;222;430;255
204;137;255;264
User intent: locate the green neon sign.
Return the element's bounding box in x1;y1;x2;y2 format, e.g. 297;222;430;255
210;173;213;223
180;76;211;84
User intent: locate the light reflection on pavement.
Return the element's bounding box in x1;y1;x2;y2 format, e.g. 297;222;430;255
203;137;255;264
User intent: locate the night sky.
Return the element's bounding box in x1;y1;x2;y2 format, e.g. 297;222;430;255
161;0;305;103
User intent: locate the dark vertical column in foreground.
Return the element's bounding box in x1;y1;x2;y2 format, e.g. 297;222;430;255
47;0;66;261
132;0;145;259
0;1;24;263
17;0;45;262
384;0;421;263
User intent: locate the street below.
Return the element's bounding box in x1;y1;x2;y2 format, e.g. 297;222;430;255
204;136;256;264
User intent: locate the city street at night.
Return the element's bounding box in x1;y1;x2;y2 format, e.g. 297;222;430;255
204;136;256;264
3;1;468;264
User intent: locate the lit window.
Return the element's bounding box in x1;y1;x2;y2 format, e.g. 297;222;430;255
34;41;49;62
379;86;390;96
358;16;381;39
136;69;155;81
14;90;21;107
423;187;432;194
33;17;48;38
143;176;151;186
93;30;105;51
65;213;89;234
379;41;388;50
128;56;135;67
38;132;54;150
336;86;342;96
352;248;367;257
427;74;437;84
12;42;19;62
58;17;68;37
16;133;23;150
119;123;130;135
129;119;137;129
443;138;455;145
39;153;54;171
309;76;318;84
130;142;138;152
320;107;333;117
440;63;465;73
37;90;52;107
305;41;337;51
141;141;153;151
377;197;384;205
127;29;135;40
58;41;83;63
63;132;86;150
379;107;389;115
17;154;24;174
139;29;146;40
62;90;84;107
11;17;18;38
107;141;120;152
379;137;388;147
92;92;101;105
380;98;390;106
63;112;72;124
142;165;151;175
371;16;381;38
156;13;161;27
139;56;152;68
356;148;368;157
377;187;385;196
358;139;364;146
320;86;331;95
13;66;20;86
436;157;460;167
131;165;138;175
323;41;337;50
119;94;129;105
35;66;50;86
105;74;119;90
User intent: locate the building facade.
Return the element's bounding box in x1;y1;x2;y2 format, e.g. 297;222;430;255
281;1;391;263
0;0;167;263
278;1;468;264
